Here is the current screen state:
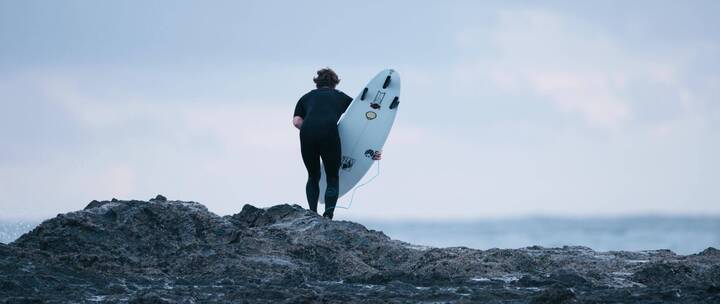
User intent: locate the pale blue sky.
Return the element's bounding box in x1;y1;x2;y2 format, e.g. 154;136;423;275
1;1;719;220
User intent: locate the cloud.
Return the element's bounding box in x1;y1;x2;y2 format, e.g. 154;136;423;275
0;70;308;218
454;8;703;130
2;3;719;220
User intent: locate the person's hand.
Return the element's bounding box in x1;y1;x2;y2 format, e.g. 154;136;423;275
372;150;382;160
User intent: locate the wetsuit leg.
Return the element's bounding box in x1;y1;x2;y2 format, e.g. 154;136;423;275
320;134;341;219
300;136;321;213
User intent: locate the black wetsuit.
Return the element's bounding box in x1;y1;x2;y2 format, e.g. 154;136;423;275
294;88;353;218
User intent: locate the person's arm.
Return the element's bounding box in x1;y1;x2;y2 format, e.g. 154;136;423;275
293;96;306;130
293;116;304;129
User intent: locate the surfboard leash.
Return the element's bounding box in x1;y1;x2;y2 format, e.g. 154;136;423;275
332;159;381;210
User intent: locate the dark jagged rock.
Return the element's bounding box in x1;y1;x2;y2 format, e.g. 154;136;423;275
1;198;719;303
149;194;168;202
530;286;576;304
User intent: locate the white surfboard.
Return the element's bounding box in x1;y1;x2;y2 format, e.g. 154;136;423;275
319;69;401;203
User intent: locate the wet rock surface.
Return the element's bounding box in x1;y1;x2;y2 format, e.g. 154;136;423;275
1;197;719;303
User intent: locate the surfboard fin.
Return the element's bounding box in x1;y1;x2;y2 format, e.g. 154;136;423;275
383;76;391;89
390;97;399;109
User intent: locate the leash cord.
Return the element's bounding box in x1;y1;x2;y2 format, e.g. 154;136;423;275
332;160;380;210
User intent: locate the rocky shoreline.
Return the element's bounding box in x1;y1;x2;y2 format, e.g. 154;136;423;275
1;196;719;303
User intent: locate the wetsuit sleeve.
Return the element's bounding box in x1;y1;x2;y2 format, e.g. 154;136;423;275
293;97;305;118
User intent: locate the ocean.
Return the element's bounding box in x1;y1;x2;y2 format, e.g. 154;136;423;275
2;216;718;255
0;220;39;245
362;216;720;255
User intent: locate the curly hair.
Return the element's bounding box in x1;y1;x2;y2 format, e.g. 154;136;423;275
313;68;340;88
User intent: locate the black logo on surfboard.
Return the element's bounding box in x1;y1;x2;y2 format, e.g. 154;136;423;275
341;156;355;171
370;90;386;109
364;149;377;159
373;91;386;104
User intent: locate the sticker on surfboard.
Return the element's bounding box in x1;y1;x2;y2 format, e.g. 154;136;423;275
373;91;386;103
370;91;386;109
341;156;355;171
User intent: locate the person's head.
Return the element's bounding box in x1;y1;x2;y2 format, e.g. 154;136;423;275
314;68;340;89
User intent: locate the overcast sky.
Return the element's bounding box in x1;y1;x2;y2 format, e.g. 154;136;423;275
1;0;719;220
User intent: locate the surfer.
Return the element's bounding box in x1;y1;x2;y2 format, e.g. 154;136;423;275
293;68;381;219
